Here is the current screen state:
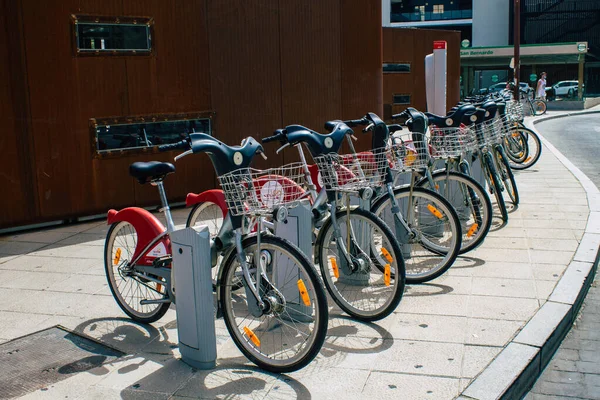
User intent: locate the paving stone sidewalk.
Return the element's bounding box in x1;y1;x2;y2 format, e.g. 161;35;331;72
0;125;592;399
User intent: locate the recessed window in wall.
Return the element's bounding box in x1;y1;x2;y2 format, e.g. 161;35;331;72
383;63;411;73
91;113;213;157
433;4;445;13
72;15;153;55
393;94;411;105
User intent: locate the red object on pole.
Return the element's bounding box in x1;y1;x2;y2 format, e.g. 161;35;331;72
514;0;521;99
433;41;447;50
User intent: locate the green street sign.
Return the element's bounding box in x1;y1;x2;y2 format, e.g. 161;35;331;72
491;74;499;83
461;39;470;48
530;73;537;82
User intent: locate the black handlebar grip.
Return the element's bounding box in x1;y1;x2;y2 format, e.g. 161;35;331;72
158;139;189;152
262;130;285;144
342;118;367;128
391;111;409;120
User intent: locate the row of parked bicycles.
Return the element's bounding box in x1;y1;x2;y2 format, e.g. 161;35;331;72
103;89;542;373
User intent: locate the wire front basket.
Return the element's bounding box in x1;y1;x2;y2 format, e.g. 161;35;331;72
429;125;477;158
387;132;430;172
217;162;308;216
313;149;388;192
477;117;503;146
506;100;524;122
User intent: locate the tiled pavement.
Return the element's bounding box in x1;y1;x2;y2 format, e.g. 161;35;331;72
0;115;595;399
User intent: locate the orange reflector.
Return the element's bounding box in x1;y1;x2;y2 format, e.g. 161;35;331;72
435;184;440;190
466;223;479;238
384;264;391;286
329;257;339;279
405;151;416;166
113;248;122;265
524;157;532;163
427;204;444;219
381;247;393;263
297;279;311;306
243;326;260;347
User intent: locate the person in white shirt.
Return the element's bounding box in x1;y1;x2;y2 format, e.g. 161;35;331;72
536;72;547;100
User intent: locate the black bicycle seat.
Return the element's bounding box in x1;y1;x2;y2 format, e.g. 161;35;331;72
189;133;263;176
129;161;176;184
284;122;353;156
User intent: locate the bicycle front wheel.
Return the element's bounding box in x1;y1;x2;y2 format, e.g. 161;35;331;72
315;207;405;321
416;171;492;254
495;147;519;205
219;234;328;373
506;127;542;170
104;221;170;324
371;187;461;283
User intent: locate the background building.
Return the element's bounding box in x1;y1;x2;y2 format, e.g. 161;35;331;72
383;0;600;96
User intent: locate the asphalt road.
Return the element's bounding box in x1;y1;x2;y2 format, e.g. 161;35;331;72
527;113;600;400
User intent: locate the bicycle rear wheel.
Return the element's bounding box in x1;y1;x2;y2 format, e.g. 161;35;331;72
371;187;461;283
315;207;405;321
416;171;492;254
219;234;328;373
104;221;170;324
532;99;547;115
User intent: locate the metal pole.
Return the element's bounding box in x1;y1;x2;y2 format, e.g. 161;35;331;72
578;53;585;101
514;0;521;99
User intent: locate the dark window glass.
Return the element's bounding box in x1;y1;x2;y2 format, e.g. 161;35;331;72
383;63;411;73
393;94;411;104
76;22;151;53
95;118;211;153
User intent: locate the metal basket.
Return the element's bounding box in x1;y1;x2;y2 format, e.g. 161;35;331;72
428;125;477;158
478;117;503;146
313;149;388;192
387;132;430;172
217;162;308;216
506;100;524;122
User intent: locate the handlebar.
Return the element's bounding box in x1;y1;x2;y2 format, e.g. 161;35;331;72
158;139;190;152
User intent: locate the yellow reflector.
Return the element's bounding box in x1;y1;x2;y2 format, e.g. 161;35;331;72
297;279;311;306
467;223;479;238
524;156;532;163
405;151;416;166
427;204;444;219
381;247;393;263
113;248;122;265
384;264;391;286
243;326;260;347
329;257;339;279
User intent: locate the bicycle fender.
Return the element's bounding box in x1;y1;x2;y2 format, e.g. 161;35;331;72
107;207;168;264
185;189;227;217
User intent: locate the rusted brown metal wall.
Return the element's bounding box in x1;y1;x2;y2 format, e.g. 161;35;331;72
1;0;382;228
383;27;461;119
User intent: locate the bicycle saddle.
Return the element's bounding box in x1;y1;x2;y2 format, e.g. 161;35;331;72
189;133;264;176
425;105;476;128
129;161;176;184
284;122;353;156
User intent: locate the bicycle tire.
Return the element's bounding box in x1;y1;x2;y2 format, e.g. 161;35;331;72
532;99;547;115
370;186;461;283
315;207;405;320
503;131;528;164
495;147;519;206
104;221;170;324
483;153;509;222
506;127;542;170
219;234;328;373
416;171;492;254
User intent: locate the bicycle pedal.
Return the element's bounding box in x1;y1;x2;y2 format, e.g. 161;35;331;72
152;255;172;268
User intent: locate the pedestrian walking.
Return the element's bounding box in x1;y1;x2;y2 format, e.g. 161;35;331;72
536;72;547;100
